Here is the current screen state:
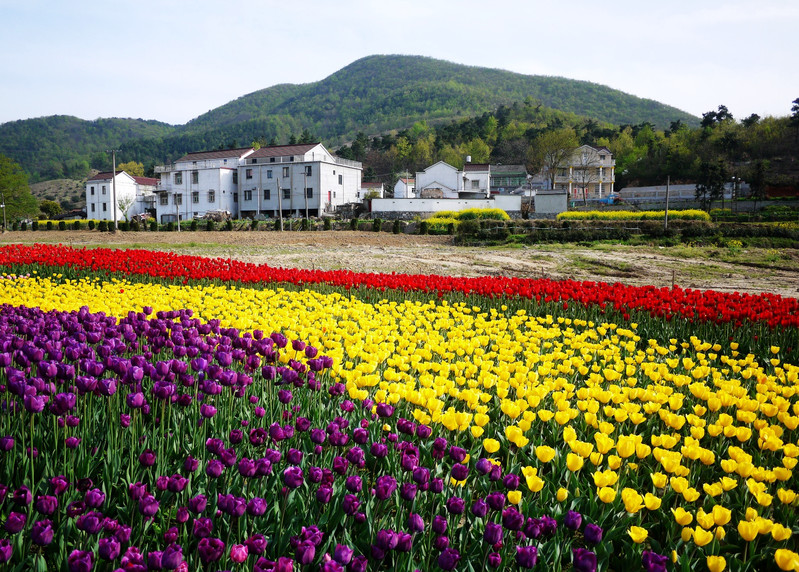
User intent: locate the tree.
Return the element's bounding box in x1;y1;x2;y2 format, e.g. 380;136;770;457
571;149;601;204
530;128;579;189
117;161;145;177
695;159;728;211
747;159;768;209
39;199;62;219
791;98;799;139
0;154;38;223
117;195;135;221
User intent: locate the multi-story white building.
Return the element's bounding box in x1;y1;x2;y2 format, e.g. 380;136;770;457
552;145;616;201
85;171;157;221
394;177;416;198
237;143;362;218
154;148;254;223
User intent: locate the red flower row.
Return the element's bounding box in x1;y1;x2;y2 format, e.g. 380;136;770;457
1;244;797;329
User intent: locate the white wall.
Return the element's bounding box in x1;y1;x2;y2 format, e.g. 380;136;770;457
371;196;522;214
85;174;139;221
416;162;461;197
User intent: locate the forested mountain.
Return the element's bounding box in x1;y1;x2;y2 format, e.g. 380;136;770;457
1;55;699;182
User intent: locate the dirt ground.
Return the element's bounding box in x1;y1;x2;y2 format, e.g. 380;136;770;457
3;230;799;298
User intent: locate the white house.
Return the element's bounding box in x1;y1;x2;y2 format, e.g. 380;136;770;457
462;163;491;197
358;182;385;201
552;145;616;201
394;177;416;198
237;143;362;218
415;161;462;198
154;148;254;223
85;171;157;221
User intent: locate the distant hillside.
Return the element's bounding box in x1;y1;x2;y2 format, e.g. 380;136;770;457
1;55;699;182
0;116;175;182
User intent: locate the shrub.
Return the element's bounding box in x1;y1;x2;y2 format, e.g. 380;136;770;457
302;218;310;231
324;217;332;231
166;222;174;232
456;208;510;221
20;222;26;231
457;219;480;236
558;209;710;222
350;217;359;231
130;221;139;232
58;221;66;230
372;218;382;232
46;221;53;230
250;219;258;231
190;220;198;231
419;221;429;235
72;221;81;230
150;220;157;232
225;220;233;231
393;219;401;234
274;219;281;231
98;220;108;232
88;220;95;230
32;221;39;231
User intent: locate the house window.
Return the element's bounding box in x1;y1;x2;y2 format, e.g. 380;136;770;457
270;157;275;163
600;154;606;161
174;172;182;184
306;188;313;198
305;165;312;176
333;192;337;198
208;190;215;203
246;169;253;180
251;158;257;164
472;180;479;189
338;175;343;185
192;191;199;204
244;190;252;201
91;204;95;212
90;186;95;195
159;195;168;206
102;203;107;212
192;171;199;184
283;188;290;199
102;185;107;194
233;172;238;184
264;189;271;200
174;194;182;205
282;167;289;178
233;192;238;203
289;157;294;162
267;170;273;179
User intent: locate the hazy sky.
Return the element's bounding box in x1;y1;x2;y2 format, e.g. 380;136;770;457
1;0;797;126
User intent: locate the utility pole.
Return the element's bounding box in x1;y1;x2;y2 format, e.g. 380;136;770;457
0;193;6;234
175;192;181;232
303;168;309;222
106;149;120;232
276;178;284;231
664;175;670;231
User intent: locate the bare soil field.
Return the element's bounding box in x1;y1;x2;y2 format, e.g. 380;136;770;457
3;230;799;299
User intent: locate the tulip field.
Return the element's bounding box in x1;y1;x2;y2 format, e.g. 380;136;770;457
0;243;798;572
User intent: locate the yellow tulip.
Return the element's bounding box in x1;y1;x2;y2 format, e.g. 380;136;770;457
628;526;648;544
712;505;731;526
597;487;616;503
706;555;726;572
737;520;759;542
566;453;584;472
651;472;668;489
681;527;694;542
772;523;792;542
672;507;693;526
644;493;662;510
693;526;713;547
507;490;522;505
535;445;556;463
483;438;500;453
556;487;569;502
775;549;799;571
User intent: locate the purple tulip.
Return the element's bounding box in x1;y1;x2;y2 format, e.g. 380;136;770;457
76;511;105;534
30;519;53;547
484;522;503;545
246;497;267;516
138;448;156;467
437;548;461;571
115;524;132;544
295;540;315;566
161;543;183;570
400;482;418;501
12;486;31;506
516;545;539;569
50;475;69;495
430;478;444;493
487;552;502;568
642;551;669;572
565;510;583;531
342;494;360;516
188;495;207;514
128;481;147;500
503;473;520;489
451;463;469;481
432;515;448;535
193;517;213;538
283;467;304;489
138;494;159;517
245;533;267;555
502;507;524;531
147;550;163;570
287;448;303;465
471;498;488;518
374;475;397;500
68;549;93;572
486;491;506;511
584;523;603;545
476;457;492;475
66;500;86;518
370;442;388;458
34;495;58;515
0;539;10;563
24;393;47;413
85;488;105;508
332;544;353;565
4;511;26;533
206;459;224;478
126;392;146;408
99;536;121;561
200;404;217;418
446;496;465;515
407;512;425;533
198;537;225;564
573;548;598;572
0;436;13;452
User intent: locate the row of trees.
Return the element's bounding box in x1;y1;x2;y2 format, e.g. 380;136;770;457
336;98;799;204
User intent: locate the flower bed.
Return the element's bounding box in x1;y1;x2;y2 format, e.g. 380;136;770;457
0;248;798;571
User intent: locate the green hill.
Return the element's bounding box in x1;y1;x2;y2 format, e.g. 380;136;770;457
1;55;699;182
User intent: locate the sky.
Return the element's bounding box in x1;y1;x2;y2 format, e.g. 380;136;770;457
1;0;797;126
